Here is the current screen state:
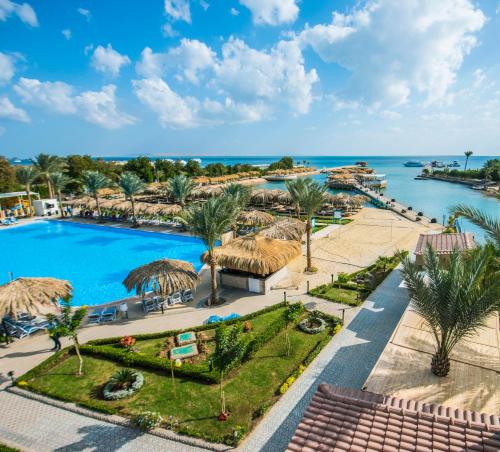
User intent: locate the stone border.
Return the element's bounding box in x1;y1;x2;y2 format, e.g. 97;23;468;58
7;386;231;451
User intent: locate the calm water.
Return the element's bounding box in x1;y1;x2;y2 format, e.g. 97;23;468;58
0;221;206;306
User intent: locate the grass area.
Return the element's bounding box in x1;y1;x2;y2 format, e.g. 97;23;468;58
21;305;338;445
309;285;367;306
0;445;19;452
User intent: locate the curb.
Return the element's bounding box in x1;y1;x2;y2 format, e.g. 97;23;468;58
6;386;231;451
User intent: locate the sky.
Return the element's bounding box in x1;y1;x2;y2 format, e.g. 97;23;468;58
0;0;499;158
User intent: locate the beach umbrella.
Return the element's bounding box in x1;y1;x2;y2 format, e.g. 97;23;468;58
123;259;199;297
203;234;301;276
0;277;72;318
237;210;276;226
97;187;119;196
111;200;132;212
261;218;306;241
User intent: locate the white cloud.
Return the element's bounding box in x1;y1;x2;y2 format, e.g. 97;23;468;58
77;7;91;21
83;44;94;56
133;77;199;128
62;29;72;40
299;0;486;108
380;110;401;120
164;0;191;23
162;23;178;37
472;68;486;89
0;0;38;26
230;7;239;16
0;96;30;122
199;0;209;11
91;44;131;77
239;0;299;25
137;39;216;84
14;77;135;129
14;77;77;114
421;112;461;122
0;52;15;85
75;85;136;129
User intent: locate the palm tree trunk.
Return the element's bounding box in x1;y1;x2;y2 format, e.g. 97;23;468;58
58;191;64;217
209;250;218;306
74;336;83;376
464;157;469;171
95;195;101;221
306;219;312;271
131;197;137;226
46;174;54;198
431;350;450;377
26;183;33;216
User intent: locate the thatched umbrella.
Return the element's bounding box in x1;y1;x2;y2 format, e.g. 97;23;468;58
97;187;119;196
111;200;132;213
204;234;300;276
123;259;199;297
0;277;72;318
261;218;306;241
237;210;276;227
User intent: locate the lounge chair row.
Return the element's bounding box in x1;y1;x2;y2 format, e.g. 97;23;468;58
1;315;49;338
142;289;194;313
1;216;19;226
87;306;117;324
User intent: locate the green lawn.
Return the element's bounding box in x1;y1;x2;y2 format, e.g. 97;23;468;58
309;285;367;306
22;307;334;445
0;445;19;452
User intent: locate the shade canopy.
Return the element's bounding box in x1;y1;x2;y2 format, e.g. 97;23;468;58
204;234;301;276
138;203;182;216
261;218;306;241
0;277;72;317
123;259;200;296
237;210;276;226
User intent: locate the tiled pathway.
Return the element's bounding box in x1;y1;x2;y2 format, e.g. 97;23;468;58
240;268;410;451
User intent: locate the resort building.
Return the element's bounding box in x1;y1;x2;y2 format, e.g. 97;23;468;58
0;191;39;219
414;232;476;266
287;384;500;451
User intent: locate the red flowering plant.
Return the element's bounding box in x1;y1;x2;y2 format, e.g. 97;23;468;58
120;335;136;350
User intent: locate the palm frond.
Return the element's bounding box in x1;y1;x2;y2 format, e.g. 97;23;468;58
450;204;500;247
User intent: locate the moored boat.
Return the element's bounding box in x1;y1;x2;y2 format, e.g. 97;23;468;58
263;174;298;182
403;160;424;167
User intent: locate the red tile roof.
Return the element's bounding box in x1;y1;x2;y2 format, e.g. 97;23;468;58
287;384;500;452
415;232;475;255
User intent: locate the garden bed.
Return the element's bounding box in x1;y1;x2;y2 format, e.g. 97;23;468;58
18;304;341;446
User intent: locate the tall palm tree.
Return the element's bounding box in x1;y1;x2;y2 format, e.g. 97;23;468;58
451;204;500;249
31;153;64;198
119;172;145;226
50;172;71;217
222;183;251;209
167;175;195;207
286;178;308;219
16;166;39;216
81;170;110;220
464;150;473;170
400;245;499;377
286;178;327;272
182;196;238;305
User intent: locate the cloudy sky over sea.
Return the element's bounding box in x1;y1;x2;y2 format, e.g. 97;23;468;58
1;0;499;157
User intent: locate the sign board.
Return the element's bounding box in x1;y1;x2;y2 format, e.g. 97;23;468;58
333;210;342;219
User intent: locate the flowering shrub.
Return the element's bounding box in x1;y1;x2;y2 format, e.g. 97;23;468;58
297;364;306;375
333;324;342;334
286;376;296;386
120;335;136;349
103;370;144;400
279;382;289;394
133;411;163;431
17;380;29;387
243;320;253;332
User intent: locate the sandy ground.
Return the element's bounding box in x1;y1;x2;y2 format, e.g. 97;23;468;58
279;208;442;291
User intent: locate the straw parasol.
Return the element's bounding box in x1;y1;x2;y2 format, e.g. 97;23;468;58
261;218;306;241
237;210;276;227
203;234;301;276
111;200;131;212
123;259;199;296
0;277;72;318
139;203;182;216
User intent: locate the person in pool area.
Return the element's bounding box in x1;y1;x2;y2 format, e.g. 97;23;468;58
47;320;61;351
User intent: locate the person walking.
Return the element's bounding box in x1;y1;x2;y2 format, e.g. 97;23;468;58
47;320;61;351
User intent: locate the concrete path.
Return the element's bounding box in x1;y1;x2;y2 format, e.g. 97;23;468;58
240;268;410;452
0;390;211;452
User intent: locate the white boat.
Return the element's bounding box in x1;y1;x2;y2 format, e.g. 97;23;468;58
447;160;460;167
403;160;424;167
263;174;298;182
431;161;446;168
471;185;484;190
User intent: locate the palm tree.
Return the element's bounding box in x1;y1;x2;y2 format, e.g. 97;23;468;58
286;178;308;219
16;166;39;216
50;172;70;217
182;196;238;305
81;170;110;220
31;153;64;198
400;245;499;377
167;175;195;207
286;178;327;272
451;204;500;249
222;183;251;208
119;172;145;226
464;150;473;170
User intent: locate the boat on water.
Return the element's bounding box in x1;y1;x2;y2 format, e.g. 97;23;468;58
447;160;460;167
263;174;298;182
403;160;424;167
431;160;446;168
355;161;368;167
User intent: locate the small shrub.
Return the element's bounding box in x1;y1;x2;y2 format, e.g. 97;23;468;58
133;411;163;431
120;336;136;349
286;376;296;386
243;320;253;332
333;324;342;334
279;382;289;394
297;364;306;375
103;369;144;400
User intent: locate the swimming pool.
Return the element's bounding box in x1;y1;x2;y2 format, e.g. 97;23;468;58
0;220;206;306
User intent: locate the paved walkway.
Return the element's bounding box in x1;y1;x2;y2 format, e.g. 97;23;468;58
0;391;211;452
240;268;410;451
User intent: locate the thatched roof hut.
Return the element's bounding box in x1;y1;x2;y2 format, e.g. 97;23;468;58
204;234;301;276
123;259;199;296
261;218;306;241
0;277;72;318
238;210;276;226
139;203;182;216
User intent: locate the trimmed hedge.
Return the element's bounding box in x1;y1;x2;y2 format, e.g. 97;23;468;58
87;302;288;346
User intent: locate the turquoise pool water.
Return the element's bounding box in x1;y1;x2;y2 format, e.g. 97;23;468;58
0;220;206;306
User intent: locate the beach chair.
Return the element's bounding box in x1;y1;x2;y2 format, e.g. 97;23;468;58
100;306;117;322
2;318;29;338
181;289;194;303
169;292;182;305
87;308;104;324
3;318;44;337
